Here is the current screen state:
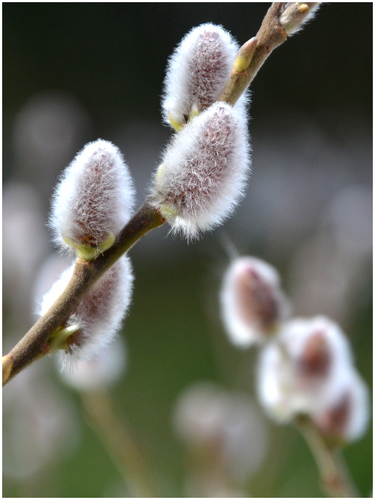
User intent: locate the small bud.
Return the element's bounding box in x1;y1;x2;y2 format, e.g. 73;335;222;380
162;23;241;130
39;255;133;364
220;256;289;347
233;37;257;73
50;139;135;260
150;102;251;239
2;354;14;385
312;368;369;443
257;316;353;423
279;2;320;36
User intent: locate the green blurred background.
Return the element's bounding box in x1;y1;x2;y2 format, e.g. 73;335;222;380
3;3;372;498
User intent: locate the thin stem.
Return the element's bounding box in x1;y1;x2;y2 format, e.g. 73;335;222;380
81;389;158;498
220;2;318;106
220;3;287;106
295;414;360;497
3;200;165;385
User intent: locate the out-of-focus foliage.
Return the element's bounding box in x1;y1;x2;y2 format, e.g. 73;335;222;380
3;3;372;497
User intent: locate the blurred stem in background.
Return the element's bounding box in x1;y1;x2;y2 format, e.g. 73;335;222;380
296;415;359;497
81;389;159;498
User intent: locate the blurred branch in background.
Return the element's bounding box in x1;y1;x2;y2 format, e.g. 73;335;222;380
81;390;158;498
296;415;359;497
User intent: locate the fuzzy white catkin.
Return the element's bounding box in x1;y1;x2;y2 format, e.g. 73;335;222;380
150;101;251;239
39;255;133;364
312;367;369;442
162;23;246;130
256;316;355;423
50;139;135;256
173;382;268;486
220;256;290;347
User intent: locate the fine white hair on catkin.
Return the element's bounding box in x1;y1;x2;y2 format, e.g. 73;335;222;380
50;139;135;253
162;23;243;130
39;255;134;366
150;101;251;240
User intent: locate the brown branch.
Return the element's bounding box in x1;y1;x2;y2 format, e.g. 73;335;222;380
220;2;319;106
3;201;165;385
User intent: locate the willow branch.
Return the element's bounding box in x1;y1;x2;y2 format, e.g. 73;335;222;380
3;200;165;385
220;2;319;105
3;2;320;386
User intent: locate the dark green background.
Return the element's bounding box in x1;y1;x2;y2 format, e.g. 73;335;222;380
3;3;372;498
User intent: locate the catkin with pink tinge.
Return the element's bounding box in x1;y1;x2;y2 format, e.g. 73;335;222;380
150;102;251;240
162;23;245;131
50;139;135;260
39;255;133;365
